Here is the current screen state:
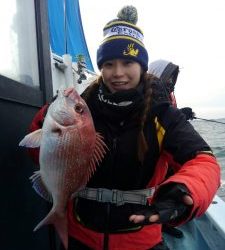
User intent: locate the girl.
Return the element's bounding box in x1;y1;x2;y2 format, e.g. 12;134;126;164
29;6;220;250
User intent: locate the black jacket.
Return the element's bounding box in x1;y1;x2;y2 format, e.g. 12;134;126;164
74;83;211;233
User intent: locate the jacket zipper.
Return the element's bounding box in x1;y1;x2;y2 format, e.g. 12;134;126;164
103;137;117;250
113;138;117;150
103;203;110;250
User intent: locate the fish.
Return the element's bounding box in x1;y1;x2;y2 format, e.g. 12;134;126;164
19;87;107;249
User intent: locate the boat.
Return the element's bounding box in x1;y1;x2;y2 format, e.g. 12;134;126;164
0;1;224;249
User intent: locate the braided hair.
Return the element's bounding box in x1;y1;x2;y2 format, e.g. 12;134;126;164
137;73;157;162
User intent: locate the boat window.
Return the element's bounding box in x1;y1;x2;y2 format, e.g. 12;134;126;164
0;0;52;107
0;0;39;87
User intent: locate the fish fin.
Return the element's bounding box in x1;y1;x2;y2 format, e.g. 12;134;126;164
19;129;42;148
85;133;108;182
34;209;68;249
91;132;108;167
30;171;53;202
95;132;108;156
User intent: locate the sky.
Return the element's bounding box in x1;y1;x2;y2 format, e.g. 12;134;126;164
79;0;225;119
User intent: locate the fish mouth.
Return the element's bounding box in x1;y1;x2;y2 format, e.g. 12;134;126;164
65;88;80;102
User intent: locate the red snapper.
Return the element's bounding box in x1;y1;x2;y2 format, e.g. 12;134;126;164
19;88;107;249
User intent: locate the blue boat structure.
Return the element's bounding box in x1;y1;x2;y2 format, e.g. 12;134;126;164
0;1;224;249
165;195;225;249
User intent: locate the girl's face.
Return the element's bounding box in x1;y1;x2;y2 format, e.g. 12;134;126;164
101;59;142;93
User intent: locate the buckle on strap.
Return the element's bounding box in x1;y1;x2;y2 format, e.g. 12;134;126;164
97;189;123;204
77;187;155;206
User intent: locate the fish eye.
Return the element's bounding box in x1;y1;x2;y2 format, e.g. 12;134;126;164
74;103;84;113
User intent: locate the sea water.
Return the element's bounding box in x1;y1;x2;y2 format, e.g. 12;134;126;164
191;118;225;201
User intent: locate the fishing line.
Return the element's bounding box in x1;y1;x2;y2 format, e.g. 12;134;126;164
194;117;225;125
64;0;68;54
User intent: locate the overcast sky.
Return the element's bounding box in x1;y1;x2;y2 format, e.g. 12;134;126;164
79;0;225;119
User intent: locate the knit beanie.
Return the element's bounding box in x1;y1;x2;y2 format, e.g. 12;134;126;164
97;6;149;71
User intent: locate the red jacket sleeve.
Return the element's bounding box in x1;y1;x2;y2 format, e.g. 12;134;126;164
157;153;221;225
27;104;49;164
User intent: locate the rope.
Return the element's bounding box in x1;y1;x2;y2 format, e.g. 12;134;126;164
194;117;225;125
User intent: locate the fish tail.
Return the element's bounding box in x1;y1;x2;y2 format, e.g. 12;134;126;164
34;209;68;249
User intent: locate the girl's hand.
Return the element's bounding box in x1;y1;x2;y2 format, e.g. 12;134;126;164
129;184;193;225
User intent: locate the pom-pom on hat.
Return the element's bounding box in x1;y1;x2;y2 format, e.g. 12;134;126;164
97;5;149;71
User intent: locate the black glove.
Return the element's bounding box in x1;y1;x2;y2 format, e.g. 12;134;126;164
180;107;196;120
133;184;191;225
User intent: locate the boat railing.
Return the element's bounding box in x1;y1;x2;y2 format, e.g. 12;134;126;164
51;52;97;96
205;195;225;239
